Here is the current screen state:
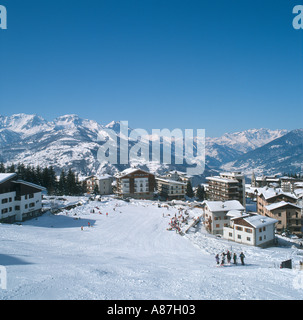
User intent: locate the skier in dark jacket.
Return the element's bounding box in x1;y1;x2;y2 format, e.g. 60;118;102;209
226;251;231;264
239;252;245;265
233;252;237;265
215;254;220;265
220;252;225;266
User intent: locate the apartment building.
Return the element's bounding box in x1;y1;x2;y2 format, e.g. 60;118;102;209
202;200;245;235
206;172;246;206
257;188;302;236
115;168;156;199
0;173;45;223
156;177;186;200
264;201;302;235
223;214;278;247
83;174;113;195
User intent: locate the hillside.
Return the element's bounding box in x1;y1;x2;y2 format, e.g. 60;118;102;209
222;129;303;175
0;197;302;300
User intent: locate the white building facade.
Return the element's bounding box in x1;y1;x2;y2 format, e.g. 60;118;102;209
0;173;45;223
223;214;278;247
202;200;245;235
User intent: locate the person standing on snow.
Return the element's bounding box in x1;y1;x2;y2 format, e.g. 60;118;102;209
226;251;231;264
233;252;237;265
240;252;245;265
215;254;220;265
221;252;225;266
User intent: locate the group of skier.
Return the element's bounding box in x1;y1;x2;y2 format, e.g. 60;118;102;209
166;208;189;233
215;250;245;266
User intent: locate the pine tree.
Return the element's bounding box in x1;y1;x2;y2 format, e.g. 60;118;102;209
58;170;66;195
17;163;26;179
35;165;43;185
7;163;15;173
66;168;77;196
0;162;6;173
186;181;194;198
48;166;58;195
93;183;99;195
196;184;205;201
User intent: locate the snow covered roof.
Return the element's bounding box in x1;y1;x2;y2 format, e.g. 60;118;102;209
294;182;303;187
203;200;245;212
226;210;250;218
96;174;112;180
206;176;238;184
116;168;152;178
241;215;278;229
265;201;301;211
13;180;46;191
294;189;303;198
156;177;186;185
258;187;297;200
0;173;17;184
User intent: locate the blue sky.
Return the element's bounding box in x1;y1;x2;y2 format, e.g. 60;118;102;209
0;0;302;137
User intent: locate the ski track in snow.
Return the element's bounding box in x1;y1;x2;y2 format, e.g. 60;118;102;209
0;197;302;300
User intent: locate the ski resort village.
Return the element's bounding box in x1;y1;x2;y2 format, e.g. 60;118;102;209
1;167;303;300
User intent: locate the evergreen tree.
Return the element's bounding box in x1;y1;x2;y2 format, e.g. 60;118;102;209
58;170;66;195
0;162;5;173
48;166;58;195
66;168;77;195
24;165;35;182
7;163;15;173
17;163;26;179
186;181;194;198
35;165;43;185
93;183;99;195
195;184;205;201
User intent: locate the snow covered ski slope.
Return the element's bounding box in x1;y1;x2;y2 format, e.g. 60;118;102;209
0;197;302;300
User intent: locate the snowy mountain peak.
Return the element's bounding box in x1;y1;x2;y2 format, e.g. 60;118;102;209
0;114;49;137
0;113;297;179
207;128;288;153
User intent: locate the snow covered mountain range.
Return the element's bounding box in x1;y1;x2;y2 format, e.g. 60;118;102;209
0;113;301;180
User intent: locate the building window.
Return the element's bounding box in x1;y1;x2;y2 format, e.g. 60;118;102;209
237;235;241;239
29;203;35;208
1;198;8;204
259;236;262;241
236;226;243;231
229;232;233;237
247;237;251;241
245;228;252;233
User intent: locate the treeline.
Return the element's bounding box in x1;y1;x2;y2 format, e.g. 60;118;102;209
282;172;303;179
0;163;84;196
